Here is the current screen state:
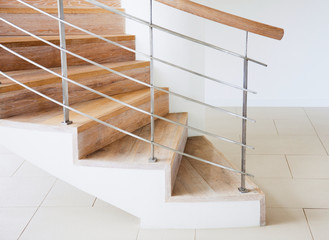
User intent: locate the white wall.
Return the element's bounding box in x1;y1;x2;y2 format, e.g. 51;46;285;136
122;0;207;134
123;0;329;108
196;0;329;107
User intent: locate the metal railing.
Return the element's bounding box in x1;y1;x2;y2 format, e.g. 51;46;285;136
0;0;278;192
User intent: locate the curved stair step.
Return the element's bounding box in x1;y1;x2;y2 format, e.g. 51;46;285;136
0;60;150;118
0;34;135;71
0;7;125;36
81;112;189;198
171;136;265;224
0;0;121;8
6;88;169;158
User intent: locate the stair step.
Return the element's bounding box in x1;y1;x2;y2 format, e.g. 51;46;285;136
6;88;169;158
0;34;135;71
0;7;125;36
0;0;121;8
81;112;188;198
171;136;263;201
0;60;150;118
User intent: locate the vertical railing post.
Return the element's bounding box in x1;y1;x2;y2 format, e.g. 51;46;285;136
58;0;72;125
149;0;157;162
239;31;249;193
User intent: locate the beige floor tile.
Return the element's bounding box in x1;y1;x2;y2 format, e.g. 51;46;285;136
228;155;292;178
0;176;55;207
304;209;329;240
196;208;312;240
42;180;95;207
304;108;329;119
0;154;24;177
138;229;195;240
247;135;327;155
19;207;140;240
206;135;242;156
319;135;329;154
238;107;308;120
254;178;329;208
274;119;316;136
14;162;51;178
247;119;278;136
312;120;329;136
205;111;278;136
304;108;329;135
287;155;329;179
0;207;36;240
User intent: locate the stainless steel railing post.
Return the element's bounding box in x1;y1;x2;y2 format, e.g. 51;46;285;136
239;31;249;193
149;0;157;162
57;0;72;125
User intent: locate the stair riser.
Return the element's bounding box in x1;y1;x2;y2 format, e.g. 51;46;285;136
0;12;125;36
0;65;150;119
169;127;187;196
78;92;169;158
0;37;135;71
0;0;121;8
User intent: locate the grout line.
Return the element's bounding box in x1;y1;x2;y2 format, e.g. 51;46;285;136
194;229;196;240
303;108;329;155
284;155;294;179
11;161;25;177
17;178;57;240
92;197;97;207
303;208;315;240
272;119;280;136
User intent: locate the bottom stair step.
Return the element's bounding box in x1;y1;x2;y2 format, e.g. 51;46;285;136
172;136;264;202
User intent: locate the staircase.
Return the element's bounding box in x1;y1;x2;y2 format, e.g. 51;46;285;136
0;0;284;228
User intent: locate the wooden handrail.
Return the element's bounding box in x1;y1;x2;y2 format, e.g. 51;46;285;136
155;0;284;40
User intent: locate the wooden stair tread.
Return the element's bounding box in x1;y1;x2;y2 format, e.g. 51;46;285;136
6;88;167;131
0;34;135;44
171;136;263;201
0;61;149;93
0;0;121;8
0;6;124;14
81;112;188;167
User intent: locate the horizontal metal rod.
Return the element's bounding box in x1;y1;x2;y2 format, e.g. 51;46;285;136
15;0;257;94
0;71;254;177
86;0;267;67
0;43;254;149
0;17;256;123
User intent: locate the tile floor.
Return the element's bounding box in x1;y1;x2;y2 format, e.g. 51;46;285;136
0;107;328;240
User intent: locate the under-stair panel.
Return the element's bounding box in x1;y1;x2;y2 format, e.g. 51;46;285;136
0;0;121;8
0;61;150;118
6;88;169;158
0;35;135;71
0;7;125;36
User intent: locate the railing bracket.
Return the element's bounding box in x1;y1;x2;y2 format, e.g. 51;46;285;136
238;187;249;194
62;120;73;125
149;157;158;163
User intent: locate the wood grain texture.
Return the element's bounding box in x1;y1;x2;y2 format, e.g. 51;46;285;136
5;88;169;158
156;0;284;40
81;112;188;197
0;35;135;71
0;7;123;14
0;10;125;35
171;136;264;202
0;0;121;8
0;61;150;118
77;89;169;158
